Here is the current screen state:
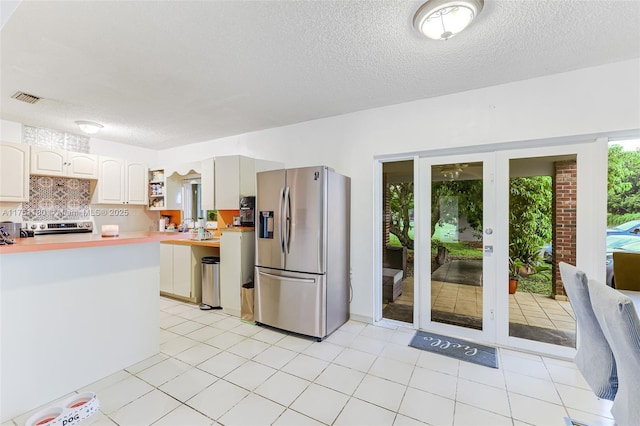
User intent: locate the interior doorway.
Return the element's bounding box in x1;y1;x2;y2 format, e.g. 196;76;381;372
381;160;415;324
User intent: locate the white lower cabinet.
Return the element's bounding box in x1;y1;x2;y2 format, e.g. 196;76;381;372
160;243;218;303
159;244;174;294
220;231;255;316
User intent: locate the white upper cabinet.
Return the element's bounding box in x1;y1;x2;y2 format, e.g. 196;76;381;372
96;157;124;204
0;142;29;202
67;152;99;179
94;156;148;205
214;155;255;210
30;147;64;176
201;155;283;211
30;147;98;179
201;158;215;211
125;161;148;205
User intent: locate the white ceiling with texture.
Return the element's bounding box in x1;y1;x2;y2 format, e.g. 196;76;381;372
1;0;639;149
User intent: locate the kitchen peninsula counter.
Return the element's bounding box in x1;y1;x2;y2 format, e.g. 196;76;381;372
0;231;171;420
0;231;192;254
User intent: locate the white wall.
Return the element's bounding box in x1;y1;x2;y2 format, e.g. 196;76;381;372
0;119;21;143
158;59;640;322
89;136;158;165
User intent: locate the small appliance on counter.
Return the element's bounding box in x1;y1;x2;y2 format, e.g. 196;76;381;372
239;196;255;227
0;226;16;245
101;225;119;237
0;221;22;239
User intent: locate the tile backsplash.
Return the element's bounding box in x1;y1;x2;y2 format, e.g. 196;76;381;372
22;176;92;221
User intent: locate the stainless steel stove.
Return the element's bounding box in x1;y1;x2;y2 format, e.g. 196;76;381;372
25;220;94;235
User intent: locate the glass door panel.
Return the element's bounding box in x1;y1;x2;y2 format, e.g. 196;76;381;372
507;154;577;349
381;160;415;324
430;161;485;331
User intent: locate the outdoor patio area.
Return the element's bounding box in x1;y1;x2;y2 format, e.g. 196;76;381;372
384;277;577;347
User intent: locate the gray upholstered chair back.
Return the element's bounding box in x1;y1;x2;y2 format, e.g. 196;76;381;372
558;262;617;400
588;279;640;426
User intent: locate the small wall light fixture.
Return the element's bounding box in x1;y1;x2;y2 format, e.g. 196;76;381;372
413;0;484;40
75;120;104;135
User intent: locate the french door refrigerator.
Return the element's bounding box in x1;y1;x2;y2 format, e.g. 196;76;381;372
255;166;350;340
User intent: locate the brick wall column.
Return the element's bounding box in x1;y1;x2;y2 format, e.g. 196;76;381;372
552;160;577;300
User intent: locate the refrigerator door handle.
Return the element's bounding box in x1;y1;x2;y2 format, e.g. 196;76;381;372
278;186;286;253
283;185;291;254
258;270;316;284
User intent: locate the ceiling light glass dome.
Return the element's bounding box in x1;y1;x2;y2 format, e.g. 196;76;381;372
413;0;484;40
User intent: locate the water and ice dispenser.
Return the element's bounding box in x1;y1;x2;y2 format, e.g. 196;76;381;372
259;211;274;239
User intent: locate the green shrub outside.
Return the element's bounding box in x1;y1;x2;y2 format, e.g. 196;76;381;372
607;213;640;227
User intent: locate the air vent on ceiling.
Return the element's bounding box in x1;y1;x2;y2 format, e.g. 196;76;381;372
11;91;42;104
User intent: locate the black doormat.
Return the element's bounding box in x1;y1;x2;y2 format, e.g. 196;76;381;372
409;330;498;369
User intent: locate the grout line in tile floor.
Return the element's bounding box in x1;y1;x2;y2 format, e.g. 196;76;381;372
9;296;614;426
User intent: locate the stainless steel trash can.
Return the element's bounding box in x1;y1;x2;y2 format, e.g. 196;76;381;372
200;256;221;310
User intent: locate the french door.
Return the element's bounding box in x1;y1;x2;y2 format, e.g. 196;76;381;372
412;142;601;357
418;153;497;344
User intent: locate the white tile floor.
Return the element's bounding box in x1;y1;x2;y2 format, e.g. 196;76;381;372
7;296;616;426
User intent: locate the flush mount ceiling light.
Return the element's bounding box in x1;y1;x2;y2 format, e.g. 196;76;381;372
413;0;484;40
75;120;103;135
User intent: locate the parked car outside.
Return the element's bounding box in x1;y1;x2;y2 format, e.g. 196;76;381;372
607;219;640;236
540;233;639;286
541;243;552;264
606;235;640;287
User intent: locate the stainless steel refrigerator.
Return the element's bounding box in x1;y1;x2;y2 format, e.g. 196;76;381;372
254;166;350;340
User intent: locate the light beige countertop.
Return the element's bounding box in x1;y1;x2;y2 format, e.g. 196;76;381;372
161;238;221;248
160;226;255;246
220;226;255;233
